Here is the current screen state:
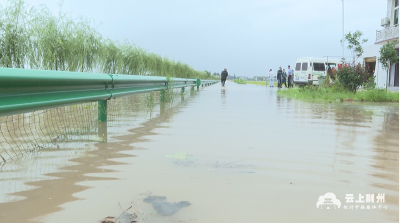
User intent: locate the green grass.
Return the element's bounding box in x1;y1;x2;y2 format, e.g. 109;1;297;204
233;79;247;84
277;86;399;102
246;81;266;86
245;81;281;86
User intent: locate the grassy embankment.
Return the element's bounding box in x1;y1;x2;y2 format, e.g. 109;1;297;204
245;81;266;85
277;86;399;102
245;81;280;86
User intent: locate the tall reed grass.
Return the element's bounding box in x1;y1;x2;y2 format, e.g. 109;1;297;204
0;0;215;79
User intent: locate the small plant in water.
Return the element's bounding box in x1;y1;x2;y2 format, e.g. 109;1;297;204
163;76;175;103
145;92;155;107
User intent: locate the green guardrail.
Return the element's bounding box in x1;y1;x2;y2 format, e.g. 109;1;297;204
0;67;219;119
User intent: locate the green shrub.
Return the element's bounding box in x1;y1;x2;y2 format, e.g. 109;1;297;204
364;75;376;90
337;64;369;93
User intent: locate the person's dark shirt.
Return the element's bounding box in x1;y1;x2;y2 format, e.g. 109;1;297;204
282;72;287;80
221;70;228;79
277;70;282;79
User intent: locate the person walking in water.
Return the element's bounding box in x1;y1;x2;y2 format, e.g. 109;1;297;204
287;65;293;88
268;69;274;87
277;67;283;88
282;69;287;88
221;68;228;87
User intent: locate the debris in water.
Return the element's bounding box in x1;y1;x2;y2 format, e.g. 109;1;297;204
101;203;137;223
101;216;117;223
143;196;167;203
100;214;137;223
143;196;191;216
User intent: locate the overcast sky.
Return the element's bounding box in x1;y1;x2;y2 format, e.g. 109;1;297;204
1;0;387;77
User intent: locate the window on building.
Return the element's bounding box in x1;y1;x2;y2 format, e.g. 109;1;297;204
295;63;301;71
301;62;308;71
313;63;325;71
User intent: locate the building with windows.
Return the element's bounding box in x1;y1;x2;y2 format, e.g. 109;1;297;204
357;0;399;90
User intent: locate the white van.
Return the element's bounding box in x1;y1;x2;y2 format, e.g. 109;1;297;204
293;57;340;85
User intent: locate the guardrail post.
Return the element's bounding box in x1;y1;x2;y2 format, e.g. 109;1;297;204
160;102;165;117
98;100;107;123
181;87;185;94
98;100;108;141
196;79;200;90
160;90;165;102
190;86;195;96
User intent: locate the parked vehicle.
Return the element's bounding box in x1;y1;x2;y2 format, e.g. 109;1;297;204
293;57;340;85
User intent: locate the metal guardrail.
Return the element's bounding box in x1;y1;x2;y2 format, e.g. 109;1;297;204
199;79;216;87
0;67;219;117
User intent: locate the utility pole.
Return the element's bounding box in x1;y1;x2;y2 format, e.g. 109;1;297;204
342;0;345;63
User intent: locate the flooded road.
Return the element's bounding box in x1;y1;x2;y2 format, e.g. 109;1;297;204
0;82;398;223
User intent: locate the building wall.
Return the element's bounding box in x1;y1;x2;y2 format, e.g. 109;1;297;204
386;0;399;27
367;0;399;89
357;45;387;89
386;0;394;26
386;0;392;25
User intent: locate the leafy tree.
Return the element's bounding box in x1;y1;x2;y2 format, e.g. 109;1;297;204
341;31;368;65
379;40;399;90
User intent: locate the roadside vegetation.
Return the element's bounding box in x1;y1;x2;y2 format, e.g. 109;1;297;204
278;31;399;103
278;85;399;102
245;81;266;86
0;0;217;80
233;79;247;84
278;64;399;102
245;81;286;87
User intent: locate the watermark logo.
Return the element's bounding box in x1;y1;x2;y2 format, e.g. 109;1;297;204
316;192;341;209
316;193;388;210
343;194;387;210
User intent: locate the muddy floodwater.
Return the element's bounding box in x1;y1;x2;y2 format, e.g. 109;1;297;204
0;82;398;223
